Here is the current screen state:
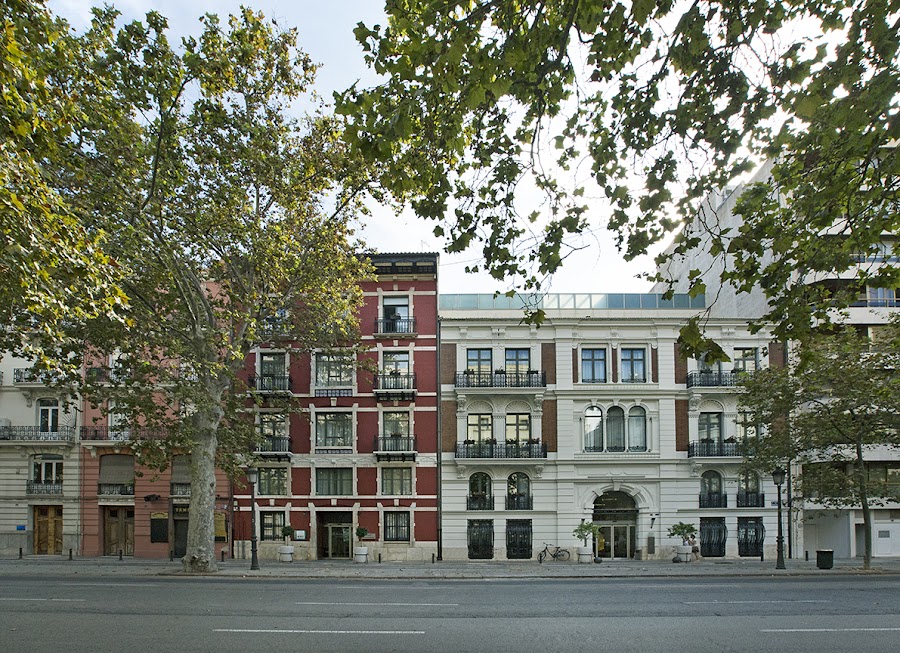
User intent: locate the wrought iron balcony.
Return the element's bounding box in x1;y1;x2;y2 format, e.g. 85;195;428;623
455;371;546;388
467;494;495;510
248;375;292;393
505;495;533;510
455;441;547;459
0;426;76;442
737;490;766;508
686;370;740;388
374;317;417;335
12;368;54;384
375;435;417;461
256;436;290;453
687;440;742;457
26;480;63;495
80;426;165;441
170;483;191;497
99;483;135;496
373;373;417;400
699;492;728;508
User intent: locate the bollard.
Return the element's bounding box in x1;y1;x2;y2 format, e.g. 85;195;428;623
805;550;809;561
19;547;23;559
119;549;123;561
69;549;73;561
169;549;174;562
378;553;382;563
432;553;435;564
221;549;226;563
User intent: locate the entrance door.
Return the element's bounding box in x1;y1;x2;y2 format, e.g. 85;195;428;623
598;524;635;559
33;506;63;554
325;524;351;559
104;507;135;556
173;517;189;557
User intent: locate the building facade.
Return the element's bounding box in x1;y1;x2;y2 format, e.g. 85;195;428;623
439;292;781;561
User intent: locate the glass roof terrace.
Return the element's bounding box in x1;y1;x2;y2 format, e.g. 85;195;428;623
439;292;705;311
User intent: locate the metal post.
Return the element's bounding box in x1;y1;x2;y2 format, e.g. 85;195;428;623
248;467;259;570
773;467;786;570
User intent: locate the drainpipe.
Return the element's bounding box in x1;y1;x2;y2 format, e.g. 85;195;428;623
436;312;443;561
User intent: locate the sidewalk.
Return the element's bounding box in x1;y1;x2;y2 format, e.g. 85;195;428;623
2;554;899;580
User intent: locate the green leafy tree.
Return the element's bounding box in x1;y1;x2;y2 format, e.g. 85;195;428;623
1;0;126;363
740;323;900;569
24;5;372;573
338;0;899;354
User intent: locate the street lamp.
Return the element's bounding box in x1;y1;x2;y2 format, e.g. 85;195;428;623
246;467;259;570
772;467;786;570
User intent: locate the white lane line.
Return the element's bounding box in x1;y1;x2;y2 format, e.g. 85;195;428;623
61;583;159;587
762;628;900;633
215;629;425;635
0;598;86;602
296;602;457;607
685;600;830;604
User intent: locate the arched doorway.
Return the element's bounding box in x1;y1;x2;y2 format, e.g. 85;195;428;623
593;491;638;559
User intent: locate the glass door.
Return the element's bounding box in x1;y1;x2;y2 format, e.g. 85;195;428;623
326;524;351;559
598;524;635;559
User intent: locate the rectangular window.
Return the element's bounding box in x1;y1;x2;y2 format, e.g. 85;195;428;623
259;352;285;376
383;351;410;373
381;468;412;495
736;412;757;441
581;348;607;383
467;414;492;442
733;348;759;372
505;414;531;443
383;296;409;320
505;348;530;374
466;348;492;373
259;413;286;438
384;511;410;541
260;511;285;541
32;457;63;483
257;468;288;495
315;353;353;387
315;413;353;449
621;348;646;382
868;287;898;307
699;413;723;443
383;411;410;437
316;468;352;495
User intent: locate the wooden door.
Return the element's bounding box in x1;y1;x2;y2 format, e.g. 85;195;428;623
104;507;135;556
33;506;63;554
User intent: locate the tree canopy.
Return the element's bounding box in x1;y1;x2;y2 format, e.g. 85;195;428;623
15;3;372;572
338;0;899;351
739;322;900;568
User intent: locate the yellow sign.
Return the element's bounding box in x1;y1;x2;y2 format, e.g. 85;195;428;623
214;511;227;540
150;512;168;520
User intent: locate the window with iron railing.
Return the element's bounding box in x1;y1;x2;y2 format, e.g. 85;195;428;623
384;511;410;541
260;511;285;541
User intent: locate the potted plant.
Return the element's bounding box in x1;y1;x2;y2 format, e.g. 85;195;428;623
353;526;369;563
278;525;295;563
667;521;697;563
573;521;602;563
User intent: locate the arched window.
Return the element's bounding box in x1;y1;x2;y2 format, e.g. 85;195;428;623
737;472;763;507
628;406;647;452
607;406;625;452
739;472;759;493
468;472;493;510
507;472;531;510
700;470;725;508
584;406;603;452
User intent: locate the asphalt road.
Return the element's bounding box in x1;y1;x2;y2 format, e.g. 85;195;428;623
2;574;898;653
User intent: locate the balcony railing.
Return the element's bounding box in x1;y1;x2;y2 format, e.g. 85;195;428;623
373;373;417;400
99;483;134;496
26;480;63;495
737;490;766;508
686;370;741;388
374;317;417;335
455;371;547;388
0;426;76;442
256;436;290;453
375;435;416;452
12;368;54;384
505;495;533;510
699;492;728;508
467;495;495;510
248;375;292;393
687;441;742;457
455;441;547;459
80;426;165;441
171;483;191;497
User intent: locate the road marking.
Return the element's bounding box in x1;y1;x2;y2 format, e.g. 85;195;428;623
762;628;900;633
685;600;830;604
296;601;457;607
215;629;425;635
0;598;86;602
61;583;159;587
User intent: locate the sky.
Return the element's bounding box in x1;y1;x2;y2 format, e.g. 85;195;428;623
48;0;656;295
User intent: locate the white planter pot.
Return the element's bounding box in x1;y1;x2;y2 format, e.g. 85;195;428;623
353;546;369;563
675;544;692;563
277;545;294;563
576;546;593;563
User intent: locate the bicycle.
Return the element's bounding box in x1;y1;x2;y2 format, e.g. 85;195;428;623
537;542;571;563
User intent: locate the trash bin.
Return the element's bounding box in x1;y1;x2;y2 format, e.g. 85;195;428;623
816;549;833;569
